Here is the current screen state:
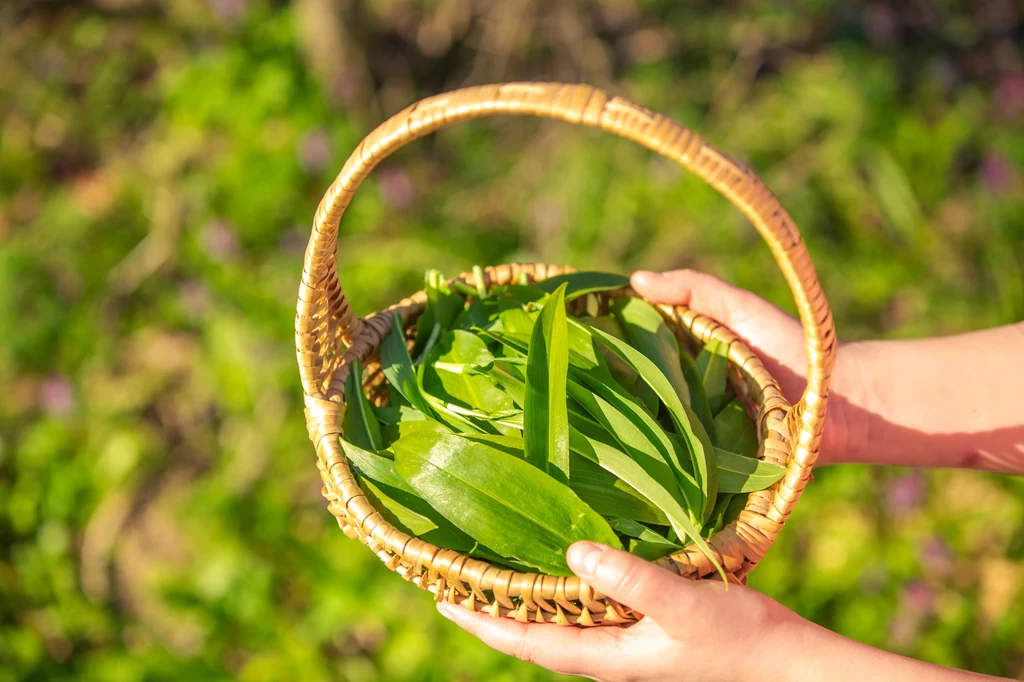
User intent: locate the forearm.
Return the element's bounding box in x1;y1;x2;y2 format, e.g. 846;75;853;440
766;616;1008;682
831;322;1024;472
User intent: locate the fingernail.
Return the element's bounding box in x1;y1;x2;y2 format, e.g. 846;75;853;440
436;602;457;621
566;541;606;578
632;270;661;282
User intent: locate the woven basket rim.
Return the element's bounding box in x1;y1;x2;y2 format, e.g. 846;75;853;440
317;262;793;626
296;82;836;626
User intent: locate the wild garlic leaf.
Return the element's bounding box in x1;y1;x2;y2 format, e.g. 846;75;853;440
585;323;719;521
568;428;724;579
342;357;384;452
412;270;464;361
495;285;547;311
713;446;786;493
697;338;731;412
713;399;759;458
381;313;434;417
584;315;660;416
569;456;671;526
524;282;570;482
341;438;474;550
611;297;692;409
373;404;428;426
453;298;499;331
678;340;717;441
609;517;677;545
422;330;512;415
455;430;669;525
494;309;608;374
534;271;630;301
393;430;621;576
629;540;682;562
566;378;701;521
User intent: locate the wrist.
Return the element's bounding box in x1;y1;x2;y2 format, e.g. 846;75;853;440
746;602;836;682
818;340;872;466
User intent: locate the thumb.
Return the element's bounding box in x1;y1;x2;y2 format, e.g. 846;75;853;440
567;541;694;617
631;269;807;387
630;269;787;332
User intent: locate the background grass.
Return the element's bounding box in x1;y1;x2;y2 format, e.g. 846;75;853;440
1;1;1023;680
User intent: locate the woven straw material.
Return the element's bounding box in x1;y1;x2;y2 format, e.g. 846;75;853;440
295;83;837;626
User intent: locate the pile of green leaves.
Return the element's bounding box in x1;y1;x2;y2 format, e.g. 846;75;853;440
341;270;786;577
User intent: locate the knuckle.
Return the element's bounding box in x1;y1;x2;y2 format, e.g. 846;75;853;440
610;559;644;601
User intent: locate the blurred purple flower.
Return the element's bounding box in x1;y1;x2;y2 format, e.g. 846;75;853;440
929;56;960;93
920;537;954;579
209;0;246;23
901;580;935;615
995;71;1024;118
885;472;926;516
888;580;935;650
298;129;332;175
40;375;75;416
864;5;898;46
279;226;308;255
179;280;211;320
201;220;240;263
888;612;920;650
330;67;364;105
859;565;889;595
378;165;415;210
980;152;1014;194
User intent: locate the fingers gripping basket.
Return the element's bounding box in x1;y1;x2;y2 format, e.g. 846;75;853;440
296;83;837;626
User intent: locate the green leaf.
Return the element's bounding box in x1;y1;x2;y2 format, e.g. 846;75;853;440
709;393;734;417
393;430;621;576
524;283;570;482
566;376;701;521
340;438;474;550
629;540;682;562
381;313;434;417
713;400;759;458
697;338;731;410
609;517;676;545
373;404;428;426
495;285;546;310
453;298;499;331
584;315;659;416
422;330;512;414
419;391;488;434
342;357;384;452
585;323;718;520
495;307;535;336
383;418;450;445
412;270;465;360
534;271;630;301
483;326;605;382
611;297;692;408
723;493;748;524
713;447;787;493
678;345;718;440
453;430;669;525
569;457;670;526
568;428;723;578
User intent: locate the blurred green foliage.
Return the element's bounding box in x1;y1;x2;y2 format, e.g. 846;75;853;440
1;1;1023;680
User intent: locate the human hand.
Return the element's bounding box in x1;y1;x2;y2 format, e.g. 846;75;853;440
437;541;811;682
630;269;857;465
438;542;1000;681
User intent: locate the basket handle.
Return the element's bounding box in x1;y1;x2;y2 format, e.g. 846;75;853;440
296;82;837;471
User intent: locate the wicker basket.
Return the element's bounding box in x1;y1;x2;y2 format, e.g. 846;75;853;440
295;83;836;626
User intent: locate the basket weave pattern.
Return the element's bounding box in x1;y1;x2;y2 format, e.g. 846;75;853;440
296;83;837;626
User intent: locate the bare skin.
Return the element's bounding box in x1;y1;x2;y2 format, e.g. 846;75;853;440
438;269;1024;681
